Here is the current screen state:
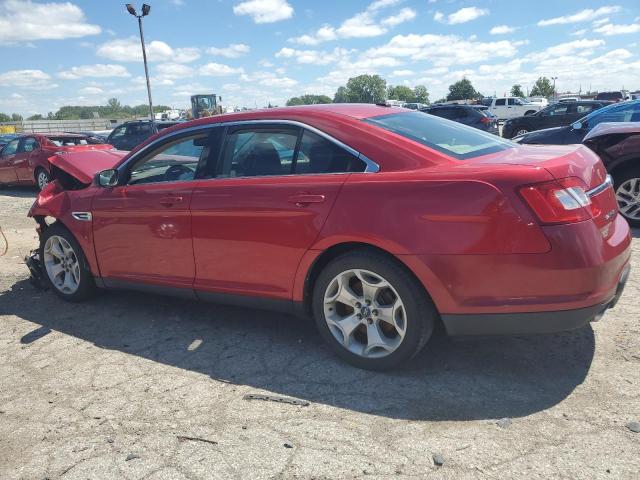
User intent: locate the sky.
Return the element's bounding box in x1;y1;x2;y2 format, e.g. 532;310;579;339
0;0;639;116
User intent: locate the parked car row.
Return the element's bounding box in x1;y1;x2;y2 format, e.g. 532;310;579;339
420;104;498;134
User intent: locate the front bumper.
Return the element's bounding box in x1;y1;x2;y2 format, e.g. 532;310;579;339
442;263;630;336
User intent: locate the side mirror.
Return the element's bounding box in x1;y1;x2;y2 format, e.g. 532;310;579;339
571;121;583;130
97;169;118;187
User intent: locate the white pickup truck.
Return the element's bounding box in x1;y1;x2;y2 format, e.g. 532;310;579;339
487;97;543;120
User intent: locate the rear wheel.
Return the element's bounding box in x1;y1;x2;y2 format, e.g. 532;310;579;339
35;168;50;191
614;167;640;227
515;128;529;136
40;223;96;302
312;250;436;370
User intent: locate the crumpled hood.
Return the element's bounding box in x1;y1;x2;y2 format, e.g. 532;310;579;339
582;122;640;142
48;148;127;184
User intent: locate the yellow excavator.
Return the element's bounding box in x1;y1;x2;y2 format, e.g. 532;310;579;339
189;94;223;119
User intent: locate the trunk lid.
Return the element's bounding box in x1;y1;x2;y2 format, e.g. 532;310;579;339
475;144;618;233
48;148;127;185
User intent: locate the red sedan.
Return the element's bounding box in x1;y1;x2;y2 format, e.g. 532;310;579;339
0;133;110;190
28;104;631;370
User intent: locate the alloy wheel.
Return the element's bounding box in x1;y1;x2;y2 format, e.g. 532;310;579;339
616;178;640;221
37;171;49;190
323;269;407;358
515;128;529;136
43;235;80;294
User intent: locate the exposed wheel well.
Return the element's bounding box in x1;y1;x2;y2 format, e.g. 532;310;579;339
302;242;437;319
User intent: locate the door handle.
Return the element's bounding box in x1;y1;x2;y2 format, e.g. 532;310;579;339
159;196;183;207
287;194;326;206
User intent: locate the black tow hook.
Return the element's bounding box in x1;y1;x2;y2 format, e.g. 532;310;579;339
25;249;48;291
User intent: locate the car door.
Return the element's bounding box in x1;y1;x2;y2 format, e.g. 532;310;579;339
0;139;20;184
545;103;570;128
493;99;507;119
107;124;127;150
124;123;152;151
14;137;40;182
91;128;215;292
190;123;366;302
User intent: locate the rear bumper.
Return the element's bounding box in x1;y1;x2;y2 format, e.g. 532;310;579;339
442;263;630;336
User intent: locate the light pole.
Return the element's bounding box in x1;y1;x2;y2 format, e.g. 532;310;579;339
126;3;155;132
551;76;558;100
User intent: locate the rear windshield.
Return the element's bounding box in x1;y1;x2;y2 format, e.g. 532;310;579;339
47;136;90;146
364;111;513;160
596;92;622;100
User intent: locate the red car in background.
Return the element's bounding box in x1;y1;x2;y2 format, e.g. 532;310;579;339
28;104;631;370
0;133;110;190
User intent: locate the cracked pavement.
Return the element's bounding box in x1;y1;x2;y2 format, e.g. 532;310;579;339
0;187;638;479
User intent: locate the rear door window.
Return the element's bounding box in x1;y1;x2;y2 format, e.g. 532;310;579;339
495;99;506;106
19;137;39;152
1;139;19;156
364;111;514;160
294;130;365;174
220;127;299;178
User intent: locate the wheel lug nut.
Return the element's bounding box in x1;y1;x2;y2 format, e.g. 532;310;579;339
355;302;361;308
365;300;371;306
372;310;378;316
356;314;362;319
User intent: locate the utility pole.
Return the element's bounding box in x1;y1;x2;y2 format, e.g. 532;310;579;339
126;4;155;132
551;76;558;100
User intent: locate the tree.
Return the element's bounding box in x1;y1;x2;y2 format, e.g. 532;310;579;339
333;86;349;103
530;77;555;98
0;113;10;122
343;74;387;103
286;94;332;106
413;85;429;104
446;78;480;101
387;85;415;102
510;84;525;97
11;113;22;121
107;97;121;109
27;114;44;120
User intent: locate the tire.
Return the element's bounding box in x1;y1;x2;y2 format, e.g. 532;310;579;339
515;128;530;136
39;223;96;302
312;250;437;370
614;167;640;228
35;167;51;191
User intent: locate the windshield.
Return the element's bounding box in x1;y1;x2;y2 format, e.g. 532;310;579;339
580;100;640;129
365;111;514;160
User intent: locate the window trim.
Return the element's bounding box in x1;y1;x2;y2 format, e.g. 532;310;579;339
118;120;380;180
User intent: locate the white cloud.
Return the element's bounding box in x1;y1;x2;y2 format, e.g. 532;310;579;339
156;63;194;80
433;11;444;23
0;0;100;43
289;1;413;45
592;17;610;27
96;37;200;63
594;22;640;35
570;29;587;36
276;47;352;65
527;39;605;61
537;6;621;26
490;25;517;35
381;8;416;27
199;63;245;76
390;70;415;77
208;43;251;58
259;77;298;88
258;59;275;67
233;0;294;24
58;64;130;80
0;69;57;90
78;86;104;95
364;34;519;67
447;7;489;25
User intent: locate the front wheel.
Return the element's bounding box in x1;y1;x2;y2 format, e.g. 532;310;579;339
515;128;530;136
35;168;51;191
312;250;436;370
40;223;96;301
615;167;640;227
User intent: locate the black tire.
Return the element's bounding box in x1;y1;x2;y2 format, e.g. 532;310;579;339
39;223;96;302
34;167;51;191
613;166;640;228
312;250;437;370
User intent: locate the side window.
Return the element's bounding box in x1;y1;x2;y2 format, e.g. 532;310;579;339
128;134;207;185
295;130;365;174
2;139;19;156
549;104;569;116
21;138;39;153
110;126;126;139
495;99;506;106
220;127;298;178
127;123;152;136
588;103;640;129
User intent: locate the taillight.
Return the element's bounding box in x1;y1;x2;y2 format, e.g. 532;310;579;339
480;116;491;125
519;177;592;224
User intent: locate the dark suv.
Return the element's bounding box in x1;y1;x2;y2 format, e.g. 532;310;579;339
107;120;179;151
420;104;499;134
